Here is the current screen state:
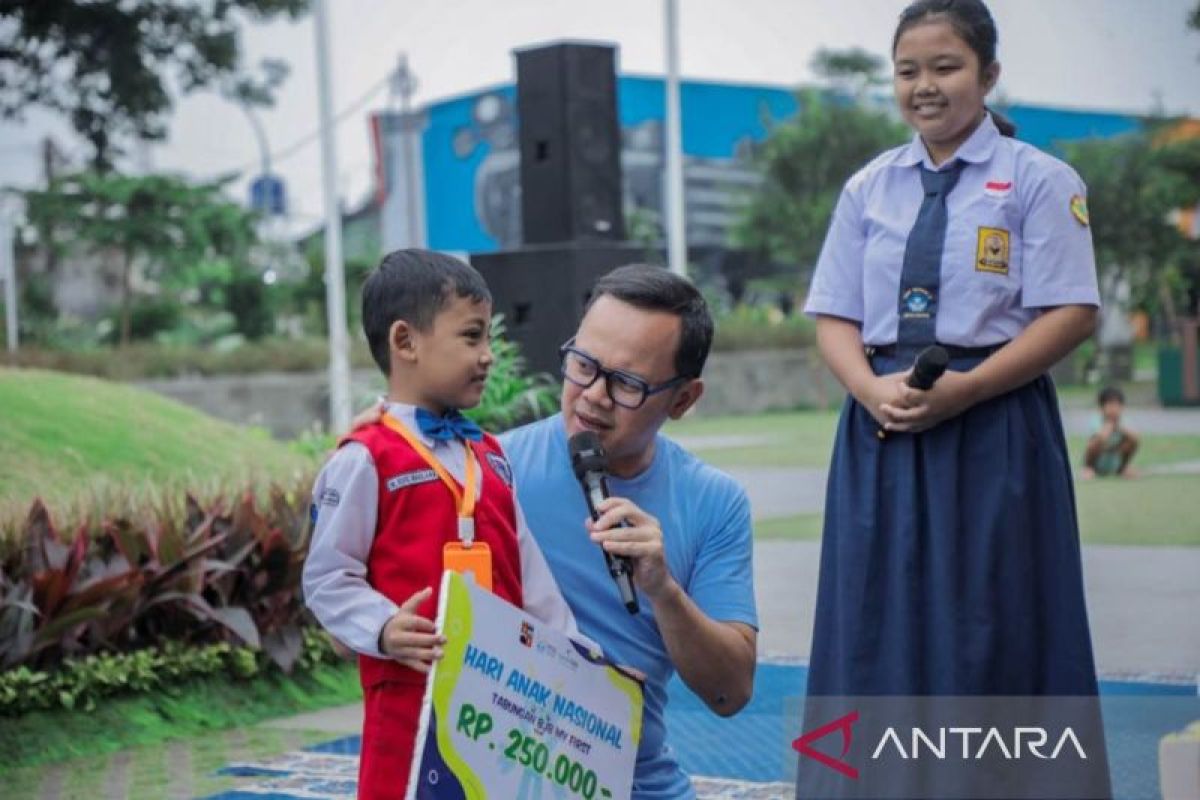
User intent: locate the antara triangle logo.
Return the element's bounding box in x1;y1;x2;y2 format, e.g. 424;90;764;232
792;710;860;779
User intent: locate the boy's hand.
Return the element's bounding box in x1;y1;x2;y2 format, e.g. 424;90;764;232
380;587;447;673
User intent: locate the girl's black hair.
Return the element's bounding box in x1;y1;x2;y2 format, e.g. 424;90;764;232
893;0;1017;137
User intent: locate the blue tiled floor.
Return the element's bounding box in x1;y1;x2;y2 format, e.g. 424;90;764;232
207;664;1198;799
665;664;1197;797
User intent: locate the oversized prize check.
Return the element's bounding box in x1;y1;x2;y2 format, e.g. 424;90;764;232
406;570;643;800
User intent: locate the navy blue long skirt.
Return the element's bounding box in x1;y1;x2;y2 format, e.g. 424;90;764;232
798;355;1112;798
807;354;1101;697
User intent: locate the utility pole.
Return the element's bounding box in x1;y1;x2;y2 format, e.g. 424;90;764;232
663;0;687;277
1;215;16;355
392;54;426;249
313;0;352;432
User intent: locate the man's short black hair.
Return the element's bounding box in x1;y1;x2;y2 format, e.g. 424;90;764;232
361;249;491;375
584;264;714;380
1098;386;1125;406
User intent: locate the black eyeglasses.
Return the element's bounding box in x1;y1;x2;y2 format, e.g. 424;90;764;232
558;339;690;410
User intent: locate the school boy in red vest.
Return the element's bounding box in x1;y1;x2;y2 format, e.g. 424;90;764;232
302;249;585;799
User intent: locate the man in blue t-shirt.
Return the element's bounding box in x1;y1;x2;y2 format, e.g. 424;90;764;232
501;265;758;799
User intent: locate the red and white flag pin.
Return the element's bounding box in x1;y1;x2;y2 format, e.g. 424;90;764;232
984;180;1013;198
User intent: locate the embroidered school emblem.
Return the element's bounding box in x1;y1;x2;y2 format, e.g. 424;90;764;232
900;287;934;318
975;227;1011;275
1070;195;1090;227
486;452;514;488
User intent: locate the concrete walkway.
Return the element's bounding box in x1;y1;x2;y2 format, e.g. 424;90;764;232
682;407;1200;677
754;539;1200;678
265;537;1200;750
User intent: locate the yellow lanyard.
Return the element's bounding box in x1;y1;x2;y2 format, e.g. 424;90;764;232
381;412;478;543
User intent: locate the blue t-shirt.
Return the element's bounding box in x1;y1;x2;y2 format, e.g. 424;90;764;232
501;415;757;799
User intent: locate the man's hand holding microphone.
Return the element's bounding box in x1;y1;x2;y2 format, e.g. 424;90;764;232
570;431;676;614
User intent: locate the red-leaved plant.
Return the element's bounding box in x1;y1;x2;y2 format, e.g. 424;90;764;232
0;476;314;672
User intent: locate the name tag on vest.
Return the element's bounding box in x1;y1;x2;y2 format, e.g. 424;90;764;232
385;468;439;492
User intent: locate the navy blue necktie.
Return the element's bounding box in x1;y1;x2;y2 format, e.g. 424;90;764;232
896;161;965;352
415;408;483;442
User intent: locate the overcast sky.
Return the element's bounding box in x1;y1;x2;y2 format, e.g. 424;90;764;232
1;0;1197;229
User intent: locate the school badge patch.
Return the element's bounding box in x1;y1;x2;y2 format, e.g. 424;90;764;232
1069;195;1090;227
900;287;934;318
975;227;1011;275
486;452;513;488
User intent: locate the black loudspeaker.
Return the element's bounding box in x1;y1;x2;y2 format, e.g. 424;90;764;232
472;244;658;376
515;43;625;245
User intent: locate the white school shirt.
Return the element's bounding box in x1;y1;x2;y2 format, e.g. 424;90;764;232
804;114;1100;346
302;402;587;658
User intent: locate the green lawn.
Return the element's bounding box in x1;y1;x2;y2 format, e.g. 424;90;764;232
0;367;315;514
670;408;1200;547
1074;473;1200;546
5;725;334;800
1066;433;1200;468
666;409;840;468
0;661;360;775
753;475;1200;546
754;513;824;541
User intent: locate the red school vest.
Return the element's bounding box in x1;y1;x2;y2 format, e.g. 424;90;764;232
347;421;525;690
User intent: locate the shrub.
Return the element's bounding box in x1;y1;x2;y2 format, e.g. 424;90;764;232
7;337;377;380
0;629;341;716
467;315;558;432
0;477;317;673
712;304;816;351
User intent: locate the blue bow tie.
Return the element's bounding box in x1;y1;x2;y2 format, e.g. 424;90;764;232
415;408;483;442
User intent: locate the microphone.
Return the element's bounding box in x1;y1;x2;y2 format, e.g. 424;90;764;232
877;345;950;440
567;431;640;614
907;344;950;390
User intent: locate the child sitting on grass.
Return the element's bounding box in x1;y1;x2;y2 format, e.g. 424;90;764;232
1082;386;1140;479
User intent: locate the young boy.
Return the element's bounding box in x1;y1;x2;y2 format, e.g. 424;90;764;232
302;249;584;799
1082;386;1140;479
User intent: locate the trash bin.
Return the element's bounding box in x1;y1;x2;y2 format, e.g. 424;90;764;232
1158;318;1200;407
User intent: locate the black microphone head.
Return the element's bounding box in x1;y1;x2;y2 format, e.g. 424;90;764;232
911;345;950;389
568;430;608;481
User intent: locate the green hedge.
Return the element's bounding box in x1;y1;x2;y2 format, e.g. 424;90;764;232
6;338;377;381
7;309;819;382
0;627;341;716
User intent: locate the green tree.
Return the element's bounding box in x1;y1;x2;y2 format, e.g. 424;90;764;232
810;47;888;101
0;1;308;170
24;172;262;345
1064;130;1197;319
733;90;909;278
